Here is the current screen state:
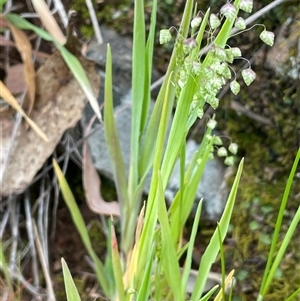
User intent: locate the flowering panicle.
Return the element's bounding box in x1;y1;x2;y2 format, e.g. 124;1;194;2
158;0;274;126
260;30;275;46
220;3;237;21
230;80;240;95
210;14;221;30
191;16;202;28
242;68;256;86
208;122;239;165
239;0;253;13
159;29;172;44
235;17;246;30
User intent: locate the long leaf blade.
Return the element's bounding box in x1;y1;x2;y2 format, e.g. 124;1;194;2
6;13;102;122
61;258;81;301
128;0;146;194
259;147;300;298
191;158;244;300
104;44;130;252
52;159;111;297
157;172;182;301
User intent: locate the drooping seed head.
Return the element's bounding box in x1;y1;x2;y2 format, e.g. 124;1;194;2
235;17;246;30
230;80;240;95
159;29;172;44
220;3;237;21
259;30;275;47
191;16;202;28
210;13;221;30
242;68;256;86
228;143;238;154
239;0;253;13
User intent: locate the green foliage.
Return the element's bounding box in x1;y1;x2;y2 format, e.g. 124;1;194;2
0;241;13;294
70;0;102;39
3;0;297;300
53;159;113;298
61;258;81;301
0;0;7;12
258;148;300;300
57;0;248;298
6;13;102;122
53;0;300;299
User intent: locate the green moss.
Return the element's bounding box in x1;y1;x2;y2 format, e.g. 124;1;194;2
87;220;107;258
215;60;300;298
54;274;67;300
55;271;95;301
70;0;105;39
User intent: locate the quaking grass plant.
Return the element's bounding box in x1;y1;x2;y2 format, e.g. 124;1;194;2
53;0;300;300
2;0;297;300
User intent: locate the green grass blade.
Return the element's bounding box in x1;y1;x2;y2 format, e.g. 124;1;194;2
138;84;175;179
181;200;203;298
137;74;173;278
217;223;226;301
0;240;13;293
153;256;164;301
6;13;102;122
191;158;244;300
61;258;81;301
128;0;146;195
160;77;196;189
192;8;210;58
140;0;157;135
136;245;155;301
135;188;158;283
178;143;186;233
258;148;300;298
104;219;115;293
199;285;219;301
104;44;128;209
158;8;212;188
104;44;131;252
260;206;300;299
214;0;241;48
286;287;300;301
199;0;240;72
157;172;182;301
52;159;111;298
169;134;213;241
111;221;125;301
139;0;193;180
178;134;213;228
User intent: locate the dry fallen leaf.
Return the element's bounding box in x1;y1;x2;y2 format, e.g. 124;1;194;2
0;46;100;197
0;34;15;47
0;34;51;60
6;19;36;115
0;80;48;142
82;116;120;216
31;0;66;45
6;64;26;95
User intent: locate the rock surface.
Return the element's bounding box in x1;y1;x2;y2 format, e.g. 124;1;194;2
85;26;231;220
266;14;300;80
165;140;231;220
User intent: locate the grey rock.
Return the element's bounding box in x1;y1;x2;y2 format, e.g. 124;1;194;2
266;16;300;80
89;106;230;220
85;25;133;123
165;140;232;220
88;92;133;179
